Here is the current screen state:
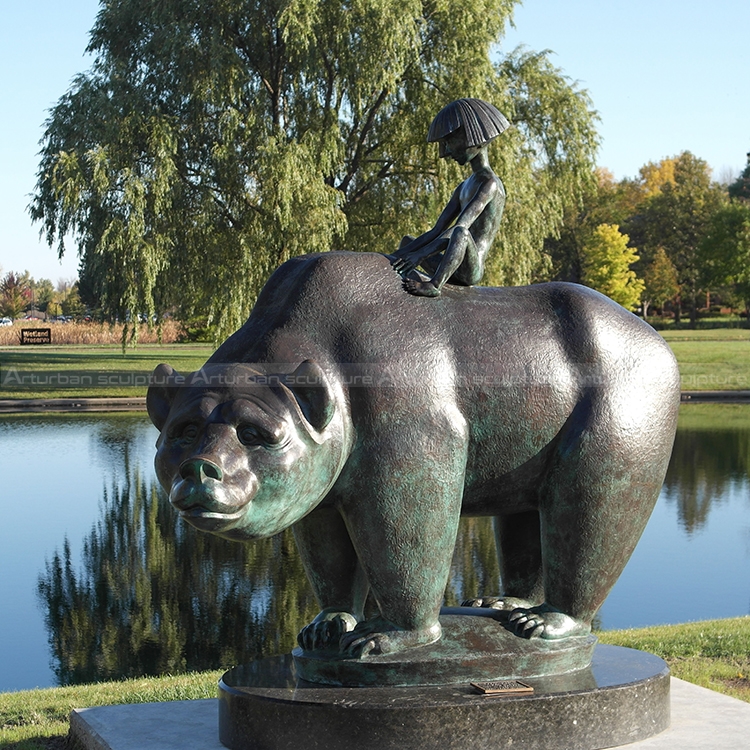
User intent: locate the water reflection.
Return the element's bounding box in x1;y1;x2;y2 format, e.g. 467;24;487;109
33;405;750;686
445;518;501;607
37;471;318;685
35;467;502;685
663;427;750;533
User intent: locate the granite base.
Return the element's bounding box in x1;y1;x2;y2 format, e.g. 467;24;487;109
71;677;750;749
219;644;670;750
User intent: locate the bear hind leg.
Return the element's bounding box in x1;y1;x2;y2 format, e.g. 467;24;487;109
509;394;668;640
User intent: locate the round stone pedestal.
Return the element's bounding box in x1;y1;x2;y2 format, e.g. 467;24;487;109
219;645;670;750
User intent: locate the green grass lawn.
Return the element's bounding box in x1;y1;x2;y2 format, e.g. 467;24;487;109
3;331;750;398
2;617;748;749
0;345;213;399
659;328;750;341
0;670;222;749
658;329;750;390
599;617;750;703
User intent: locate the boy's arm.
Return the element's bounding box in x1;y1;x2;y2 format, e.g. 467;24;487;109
394;185;463;256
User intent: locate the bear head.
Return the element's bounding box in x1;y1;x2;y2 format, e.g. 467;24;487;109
147;360;350;541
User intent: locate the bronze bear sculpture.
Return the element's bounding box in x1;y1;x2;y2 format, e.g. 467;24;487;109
147;251;680;658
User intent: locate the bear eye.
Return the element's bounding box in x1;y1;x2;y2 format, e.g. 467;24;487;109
237;423;285;447
171;423;198;445
237;424;264;446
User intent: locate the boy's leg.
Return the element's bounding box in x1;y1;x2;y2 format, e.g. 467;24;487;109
404;227;478;296
433;227;481;287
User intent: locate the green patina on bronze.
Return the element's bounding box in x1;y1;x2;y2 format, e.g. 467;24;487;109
147;248;680;682
293;609;597;687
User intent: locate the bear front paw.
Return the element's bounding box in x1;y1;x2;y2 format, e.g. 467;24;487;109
297;610;358;652
339;616;442;658
461;596;534;611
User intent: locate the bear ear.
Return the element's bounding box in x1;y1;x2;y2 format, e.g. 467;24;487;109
285;360;335;432
147;363;181;431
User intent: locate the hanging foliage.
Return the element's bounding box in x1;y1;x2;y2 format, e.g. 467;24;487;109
31;0;598;340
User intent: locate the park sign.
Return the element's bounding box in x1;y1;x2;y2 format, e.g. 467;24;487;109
20;328;51;345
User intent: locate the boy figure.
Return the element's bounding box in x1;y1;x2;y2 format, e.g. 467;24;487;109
392;99;509;297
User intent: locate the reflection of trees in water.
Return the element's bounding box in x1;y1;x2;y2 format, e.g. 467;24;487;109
447;518;501;605
448;424;750;601
37;418;750;685
88;416;154;474
663;427;750;533
37;462;507;685
445;518;605;630
38;470;319;686
32;411;750;685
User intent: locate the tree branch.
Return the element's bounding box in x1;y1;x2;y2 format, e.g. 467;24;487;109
230;22;279;124
338;88;389;196
174;163;265;227
349;160;394;205
231;26;275;98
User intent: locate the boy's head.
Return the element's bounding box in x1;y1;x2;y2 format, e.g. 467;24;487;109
427;99;510;148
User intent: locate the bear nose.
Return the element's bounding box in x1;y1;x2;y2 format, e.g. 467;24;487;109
179;458;223;483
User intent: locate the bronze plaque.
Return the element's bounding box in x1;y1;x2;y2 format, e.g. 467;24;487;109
470;680;534;696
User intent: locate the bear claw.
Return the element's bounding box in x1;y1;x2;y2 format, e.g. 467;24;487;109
508;606;590;640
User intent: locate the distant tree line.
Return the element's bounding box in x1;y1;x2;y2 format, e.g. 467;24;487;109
0;272;83;320
548;152;750;325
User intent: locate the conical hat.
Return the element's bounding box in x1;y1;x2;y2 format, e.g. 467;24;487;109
427;99;510;147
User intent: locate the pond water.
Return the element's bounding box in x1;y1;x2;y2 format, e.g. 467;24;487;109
1;405;750;693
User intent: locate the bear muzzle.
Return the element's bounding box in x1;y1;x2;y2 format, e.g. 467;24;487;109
179;457;224;484
169;456;256;528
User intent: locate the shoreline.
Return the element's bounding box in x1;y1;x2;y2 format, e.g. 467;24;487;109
679;390;750;403
0;397;147;413
0;391;749;413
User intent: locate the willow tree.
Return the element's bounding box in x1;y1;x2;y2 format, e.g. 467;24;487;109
31;0;598;339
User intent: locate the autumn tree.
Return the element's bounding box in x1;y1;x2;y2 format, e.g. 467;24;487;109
638;158;676;198
627;152;726;326
641;247;679;317
31;0;598;340
549;158;682;287
544;168;641;283
0;272;31;320
580;224;644;311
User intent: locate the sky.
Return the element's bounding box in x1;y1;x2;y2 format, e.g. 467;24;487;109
1;0;748;282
